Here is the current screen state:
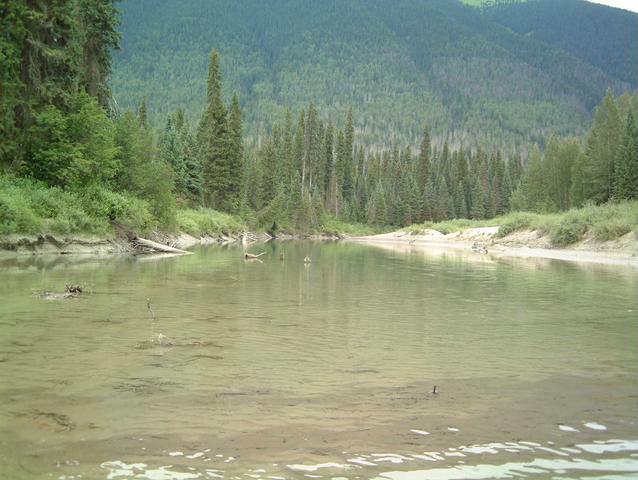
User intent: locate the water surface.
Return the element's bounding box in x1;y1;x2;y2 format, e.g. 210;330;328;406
1;242;637;479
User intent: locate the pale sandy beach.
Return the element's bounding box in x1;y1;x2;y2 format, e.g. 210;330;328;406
350;227;638;267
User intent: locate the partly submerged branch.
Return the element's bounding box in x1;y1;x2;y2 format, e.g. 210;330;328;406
134;237;193;255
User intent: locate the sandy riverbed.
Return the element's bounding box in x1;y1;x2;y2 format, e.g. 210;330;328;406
350;227;638;267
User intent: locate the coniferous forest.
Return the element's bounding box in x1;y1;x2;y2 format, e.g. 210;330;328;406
1;1;637;239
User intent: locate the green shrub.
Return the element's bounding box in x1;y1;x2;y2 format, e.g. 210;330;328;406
497;212;535;237
589;202;638;241
0;193;42;235
547;213;588;246
401;201;638;247
320;215;383;236
176;208;246;237
78;185;155;234
591;217;633;241
0;175;156;237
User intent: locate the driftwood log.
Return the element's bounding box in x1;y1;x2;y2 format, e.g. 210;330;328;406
244;252;266;259
134;237;192;255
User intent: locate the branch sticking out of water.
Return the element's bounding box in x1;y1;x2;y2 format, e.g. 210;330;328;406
147;298;156;321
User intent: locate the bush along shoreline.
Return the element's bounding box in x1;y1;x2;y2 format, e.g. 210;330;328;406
401;201;638;249
2;172;636;257
0;175;248;254
0;175;359;255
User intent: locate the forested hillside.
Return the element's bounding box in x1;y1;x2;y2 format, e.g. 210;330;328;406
482;0;638;86
111;0;635;152
2;1;636;241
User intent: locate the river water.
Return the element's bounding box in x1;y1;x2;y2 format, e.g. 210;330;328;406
0;242;637;479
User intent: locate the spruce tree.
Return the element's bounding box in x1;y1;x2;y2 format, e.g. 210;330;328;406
180;126;203;204
226;93;244;212
416;126;431;191
454;181;468;219
159;116;186;193
259;135;277;205
586;90;621;203
322;123;334;197
470;177;486;220
5;1;78;169
138;98;148;129
76;0;121;108
436;177;451;221
198;49;229;209
335;130;347;217
367;181;387;226
422;177;437;222
613;112;638;200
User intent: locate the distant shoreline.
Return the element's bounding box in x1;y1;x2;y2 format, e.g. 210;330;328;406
349;228;638;267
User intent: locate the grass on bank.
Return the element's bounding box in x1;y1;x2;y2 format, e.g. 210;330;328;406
0;176;154;236
404;201;638;247
0;176;246;238
0;175;370;239
176;208;246;237
3;176;635;246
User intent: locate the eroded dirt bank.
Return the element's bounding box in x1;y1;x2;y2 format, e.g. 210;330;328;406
0;231;343;256
0;232;246;256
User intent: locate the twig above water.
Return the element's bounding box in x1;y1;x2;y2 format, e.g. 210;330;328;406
147;298;156;321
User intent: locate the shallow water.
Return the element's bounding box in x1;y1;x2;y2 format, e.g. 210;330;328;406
0;242;637;479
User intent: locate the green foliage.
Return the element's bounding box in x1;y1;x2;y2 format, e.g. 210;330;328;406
22;92;119;188
1;0;121;170
76;0;121;107
613;112;638;200
483;0;638;85
197;51;244;212
546;212;589;246
404;201;638;246
0;175;154;236
586;90;622;203
319;215;386;237
111;0;633;152
0;178;43;235
3;0;636;241
496;211;535;237
256;188;293;232
590;215;634;242
114;110;177;230
78;184;155;233
176;208;246;237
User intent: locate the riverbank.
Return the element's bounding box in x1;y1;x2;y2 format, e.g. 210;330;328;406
0;176;365;255
0;230;349;256
350;226;638;267
350;202;638;267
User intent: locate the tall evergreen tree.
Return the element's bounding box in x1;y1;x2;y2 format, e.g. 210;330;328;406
613;112;638;200
2;1;78;169
323;123;335;207
198;49;230;209
138;98;148;129
159;116;185;192
470;177;486;219
416;126;431;189
586;90;621;203
226;93;244;212
335;130;348;217
76;0;121;108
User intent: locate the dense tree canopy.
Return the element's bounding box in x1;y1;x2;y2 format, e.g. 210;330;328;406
111;0;635;153
1;1;636;236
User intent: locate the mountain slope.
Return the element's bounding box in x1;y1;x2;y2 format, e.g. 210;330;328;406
111;0;635;150
482;0;638;86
